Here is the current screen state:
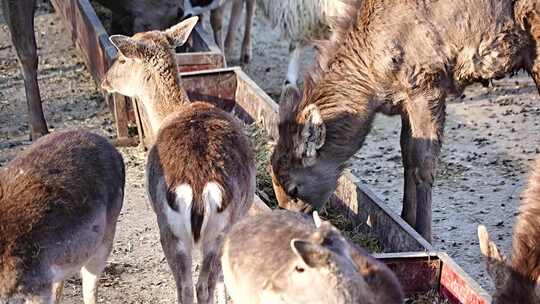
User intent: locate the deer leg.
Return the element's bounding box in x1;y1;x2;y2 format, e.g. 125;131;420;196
240;0;255;64
81;243;111;304
196;237;223;304
400;116;417;227
404;93;446;243
210;6;225;52
24;292;53;304
286;43;302;86
2;0;48;140
52;281;64;304
160;227;194;304
224;0;243;59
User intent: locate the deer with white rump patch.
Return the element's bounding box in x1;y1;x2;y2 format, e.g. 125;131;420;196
478;160;540;304
222;210;404;304
0;130;125;304
101;17;256;304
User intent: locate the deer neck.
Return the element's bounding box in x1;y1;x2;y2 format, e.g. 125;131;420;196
138;68;190;135
303;58;378;165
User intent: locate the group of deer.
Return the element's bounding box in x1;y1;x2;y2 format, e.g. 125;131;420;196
3;0;540;303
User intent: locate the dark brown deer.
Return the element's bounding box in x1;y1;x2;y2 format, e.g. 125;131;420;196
1;0;184;140
478;160;540;304
101;17;256;304
0;130;125;303
270;0;540;242
222;210;404;304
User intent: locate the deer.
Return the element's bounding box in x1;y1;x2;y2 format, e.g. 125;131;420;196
181;0;256;64
221;210;404;304
100;17;256;304
0;130;125;304
270;0;540;242
478;160;540;304
1;0;184;140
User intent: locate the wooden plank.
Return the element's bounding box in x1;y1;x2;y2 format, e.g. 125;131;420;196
113;93;129;141
439;253;491;304
375;252;441;297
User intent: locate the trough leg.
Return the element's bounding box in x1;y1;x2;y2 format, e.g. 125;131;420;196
402;93;446;243
2;0;48;140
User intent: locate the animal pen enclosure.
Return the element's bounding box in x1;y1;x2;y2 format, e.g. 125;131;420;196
49;1;493;302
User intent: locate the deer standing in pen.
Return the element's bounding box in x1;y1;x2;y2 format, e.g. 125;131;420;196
478;160;540;304
271;0;540;242
0;130;125;304
101;17;256;304
222;210;404;304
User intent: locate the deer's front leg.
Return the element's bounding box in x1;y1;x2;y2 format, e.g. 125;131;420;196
402;92;446;243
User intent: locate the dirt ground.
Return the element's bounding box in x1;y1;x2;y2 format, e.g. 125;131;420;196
1;1;539;302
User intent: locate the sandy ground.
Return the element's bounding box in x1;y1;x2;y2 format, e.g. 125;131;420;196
1;1;540;301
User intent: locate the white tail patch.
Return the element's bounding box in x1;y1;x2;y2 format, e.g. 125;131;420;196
163;183;193;240
199;182;224;243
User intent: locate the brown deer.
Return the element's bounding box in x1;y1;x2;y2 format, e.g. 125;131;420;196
1;0;185;140
222;210;404;304
478;160;540;304
0;130;125;303
270;0;540;242
101;17;256;304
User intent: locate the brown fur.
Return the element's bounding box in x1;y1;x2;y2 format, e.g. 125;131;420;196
148;102;255;242
272;0;540;241
0;130;124;299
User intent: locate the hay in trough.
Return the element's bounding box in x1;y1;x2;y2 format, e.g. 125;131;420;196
407;290;450;304
245;123;381;252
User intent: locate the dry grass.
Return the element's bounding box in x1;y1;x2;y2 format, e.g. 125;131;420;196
407;290;450;304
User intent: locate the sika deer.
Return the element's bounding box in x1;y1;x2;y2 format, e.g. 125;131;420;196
0;130;125;303
222;210;404;304
478;160;540;304
271;0;540;242
101;17;256;304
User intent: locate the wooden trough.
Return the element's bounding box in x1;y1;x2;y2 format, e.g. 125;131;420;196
131;67;490;303
50;0;225;145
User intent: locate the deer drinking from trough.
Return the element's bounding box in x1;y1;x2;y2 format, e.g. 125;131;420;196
270;0;540;242
478;160;540;304
221;210;404;304
0;130;125;303
100;17;256;304
1;0;184;140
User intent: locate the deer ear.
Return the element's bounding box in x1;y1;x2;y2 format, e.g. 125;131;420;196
478;225;509;289
294;104;325;165
279;84;301;124
164;16;198;47
291;239;329;268
110;35;147;59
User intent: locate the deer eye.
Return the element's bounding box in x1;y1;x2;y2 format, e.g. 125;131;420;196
118;58;126;64
295;266;305;273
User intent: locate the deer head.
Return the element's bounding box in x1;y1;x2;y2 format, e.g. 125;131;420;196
271;84;341;213
478;225;540;304
101;16;198;98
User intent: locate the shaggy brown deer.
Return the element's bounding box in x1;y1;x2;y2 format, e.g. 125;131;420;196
0;130;125;303
101;17;256;304
1;0;184;140
222;210;404;304
270;0;540;242
478;160;540;304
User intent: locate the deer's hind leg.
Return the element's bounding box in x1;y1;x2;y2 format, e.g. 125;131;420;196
401;90;446;243
160;225;194;304
196;235;225;304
